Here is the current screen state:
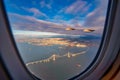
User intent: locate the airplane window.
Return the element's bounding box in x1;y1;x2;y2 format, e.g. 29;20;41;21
3;0;109;80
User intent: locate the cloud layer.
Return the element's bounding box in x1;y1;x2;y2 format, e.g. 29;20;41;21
5;0;109;35
65;0;89;15
84;0;108;27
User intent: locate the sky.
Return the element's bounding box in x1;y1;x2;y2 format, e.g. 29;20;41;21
4;0;108;35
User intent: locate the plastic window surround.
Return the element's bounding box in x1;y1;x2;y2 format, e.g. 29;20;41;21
0;1;37;80
0;0;120;80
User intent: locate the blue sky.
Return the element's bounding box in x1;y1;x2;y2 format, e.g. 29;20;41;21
4;0;108;35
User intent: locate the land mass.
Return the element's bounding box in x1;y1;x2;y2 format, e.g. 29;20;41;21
16;38;87;47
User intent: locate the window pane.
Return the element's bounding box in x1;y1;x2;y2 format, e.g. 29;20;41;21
4;0;109;80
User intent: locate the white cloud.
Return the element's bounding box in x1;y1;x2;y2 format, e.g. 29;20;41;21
84;0;108;27
8;13;65;29
86;11;95;18
64;0;90;15
40;0;52;9
22;7;48;18
13;30;66;36
8;12;105;35
8;13;86;35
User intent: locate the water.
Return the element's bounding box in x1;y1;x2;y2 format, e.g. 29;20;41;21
15;35;100;80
